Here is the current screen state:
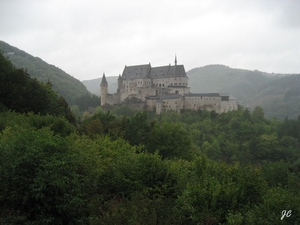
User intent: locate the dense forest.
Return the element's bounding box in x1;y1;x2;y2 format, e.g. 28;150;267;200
1;52;300;224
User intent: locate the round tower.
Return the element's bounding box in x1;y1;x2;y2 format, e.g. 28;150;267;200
100;73;108;106
117;74;122;93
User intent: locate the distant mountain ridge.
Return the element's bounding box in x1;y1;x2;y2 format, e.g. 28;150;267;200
0;41;90;105
82;76;118;96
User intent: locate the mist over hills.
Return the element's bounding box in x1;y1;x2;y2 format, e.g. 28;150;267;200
186;65;300;119
82;76;118;97
0;41;90;105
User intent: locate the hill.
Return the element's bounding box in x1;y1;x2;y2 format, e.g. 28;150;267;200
187;65;300;119
0;40;90;105
0;52;75;123
82;76;118;96
248;74;300;119
187;65;278;104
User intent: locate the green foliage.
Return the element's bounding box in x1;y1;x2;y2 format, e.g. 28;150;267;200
74;93;100;111
147;121;192;159
1;89;300;224
0;52;76;123
0;111;74;136
110;105;138;117
0;126;89;224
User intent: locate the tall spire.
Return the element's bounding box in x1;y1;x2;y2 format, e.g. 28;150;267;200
175;54;177;66
101;73;107;85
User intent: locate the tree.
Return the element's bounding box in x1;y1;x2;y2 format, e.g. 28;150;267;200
252;106;265;123
147;121;192;159
0;126;89;224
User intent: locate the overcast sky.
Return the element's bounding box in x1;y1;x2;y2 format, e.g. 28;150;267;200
1;0;300;80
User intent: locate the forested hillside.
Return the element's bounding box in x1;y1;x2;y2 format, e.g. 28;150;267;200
248;74;300;119
1;51;300;224
187;65;299;119
187;65;273;104
0;40;90;105
0;52;75;123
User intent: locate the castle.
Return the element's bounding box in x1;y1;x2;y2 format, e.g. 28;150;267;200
100;57;238;114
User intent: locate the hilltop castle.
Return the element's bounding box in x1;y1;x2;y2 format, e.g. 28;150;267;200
100;57;237;114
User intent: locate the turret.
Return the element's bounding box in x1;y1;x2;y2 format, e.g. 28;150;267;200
117;74;122;91
100;73;108;106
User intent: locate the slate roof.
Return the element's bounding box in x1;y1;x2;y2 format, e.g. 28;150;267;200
121;64;187;80
149;65;171;78
122;64;151;79
168;65;186;77
219;93;231;97
100;73;107;85
184;93;221;97
157;94;182;103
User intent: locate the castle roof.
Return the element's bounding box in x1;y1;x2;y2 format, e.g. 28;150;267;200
100;73;107;85
121;63;186;80
184;93;221;97
149;65;186;78
157;94;182;103
122;64;151;79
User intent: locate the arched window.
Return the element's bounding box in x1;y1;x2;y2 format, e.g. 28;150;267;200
175;90;179;94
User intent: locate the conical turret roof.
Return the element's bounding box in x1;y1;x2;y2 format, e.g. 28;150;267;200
101;73;107;85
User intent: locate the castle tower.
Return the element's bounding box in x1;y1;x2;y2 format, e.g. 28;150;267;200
117;74;122;93
100;73;108;106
